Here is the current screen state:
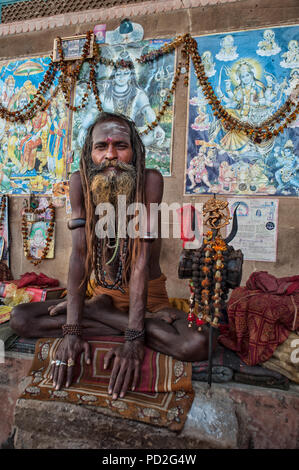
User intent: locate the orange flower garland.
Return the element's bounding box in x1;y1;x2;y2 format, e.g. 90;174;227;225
0;31;297;141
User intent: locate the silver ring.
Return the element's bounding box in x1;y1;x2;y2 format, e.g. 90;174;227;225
60;362;67;366
55;360;61;366
51;360;56;365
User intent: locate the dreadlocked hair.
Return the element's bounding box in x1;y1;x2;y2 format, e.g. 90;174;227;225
79;111;146;291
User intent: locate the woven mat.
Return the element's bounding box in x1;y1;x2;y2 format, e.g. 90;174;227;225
21;337;194;431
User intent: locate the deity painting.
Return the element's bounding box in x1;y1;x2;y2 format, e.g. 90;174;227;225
280;40;299;69
0;56;69;194
215;35;239;62
257;29;281;57
71;36;175;176
27;221;55;259
186;25;299;196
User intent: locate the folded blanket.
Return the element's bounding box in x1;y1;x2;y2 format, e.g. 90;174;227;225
192;343;289;390
192;365;233;383
262;332;299;384
21;336;194;431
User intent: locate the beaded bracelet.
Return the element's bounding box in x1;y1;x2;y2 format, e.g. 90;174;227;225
124;328;145;342
62;324;82;337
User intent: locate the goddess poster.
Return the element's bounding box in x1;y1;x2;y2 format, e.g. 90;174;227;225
0;56;68;195
185;25;299;196
71;38;175;176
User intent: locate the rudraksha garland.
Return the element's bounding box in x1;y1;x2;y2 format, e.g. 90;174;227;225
187;231;228;331
94;236;128;293
187;197;232;331
0;32;297;142
0;196;7;234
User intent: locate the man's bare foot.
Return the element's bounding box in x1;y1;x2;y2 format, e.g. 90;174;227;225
145;309;177;324
48;301;67;316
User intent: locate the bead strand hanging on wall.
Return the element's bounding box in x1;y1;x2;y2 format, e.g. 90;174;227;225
0;31;298;142
0;197;7;234
56;31;93;111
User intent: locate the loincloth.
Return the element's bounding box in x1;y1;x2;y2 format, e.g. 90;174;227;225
88;274;171;313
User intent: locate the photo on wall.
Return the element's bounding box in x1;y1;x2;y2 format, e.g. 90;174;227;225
26;220;55;260
185;25;299;196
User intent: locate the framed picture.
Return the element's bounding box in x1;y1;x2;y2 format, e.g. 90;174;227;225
26;221;55;260
53;34;94;62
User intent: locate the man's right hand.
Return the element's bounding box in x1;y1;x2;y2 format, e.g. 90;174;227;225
50;335;91;390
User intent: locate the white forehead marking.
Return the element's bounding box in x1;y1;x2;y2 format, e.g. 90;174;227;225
94;120;130;136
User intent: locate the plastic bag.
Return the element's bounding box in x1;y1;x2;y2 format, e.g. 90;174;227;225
4;284;33;306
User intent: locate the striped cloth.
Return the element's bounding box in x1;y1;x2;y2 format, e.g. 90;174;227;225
21;336;194;431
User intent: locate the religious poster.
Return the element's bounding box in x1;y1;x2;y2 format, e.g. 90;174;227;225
185;25;299;196
27;221;55;260
71;27;175;176
0;56;69;195
226;198;279;262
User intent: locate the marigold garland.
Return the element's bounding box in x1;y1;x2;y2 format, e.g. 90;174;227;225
21;203;55;266
0;31;297;142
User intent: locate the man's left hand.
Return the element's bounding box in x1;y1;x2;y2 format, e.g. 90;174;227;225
103;341;145;400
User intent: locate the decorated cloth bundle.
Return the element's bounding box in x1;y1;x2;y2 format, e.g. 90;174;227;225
219;272;299;366
21;336;194;431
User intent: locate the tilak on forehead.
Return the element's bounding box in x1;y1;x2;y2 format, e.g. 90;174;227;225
93;120;131;139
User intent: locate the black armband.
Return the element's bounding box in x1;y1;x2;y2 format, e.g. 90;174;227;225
140;231;158;242
67;218;86;230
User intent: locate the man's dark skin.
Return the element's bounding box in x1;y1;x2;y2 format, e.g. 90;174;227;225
10;116;210;400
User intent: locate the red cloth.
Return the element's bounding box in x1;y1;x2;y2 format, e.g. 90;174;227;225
18;272;59;288
246;271;299;295
219;272;299;366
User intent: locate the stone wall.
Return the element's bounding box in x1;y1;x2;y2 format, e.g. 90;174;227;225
0;0;299;297
12;381;299;449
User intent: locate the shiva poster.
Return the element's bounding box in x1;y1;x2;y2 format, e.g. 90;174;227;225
0;56;69;195
71;35;175;176
185;25;299;196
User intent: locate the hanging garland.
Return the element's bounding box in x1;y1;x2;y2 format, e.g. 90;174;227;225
21;203;55;266
0;32;298;142
0;61;59;122
56;31;94;111
0;196;6;234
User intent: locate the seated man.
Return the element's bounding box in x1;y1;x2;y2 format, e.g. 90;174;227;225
10;112;210;400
